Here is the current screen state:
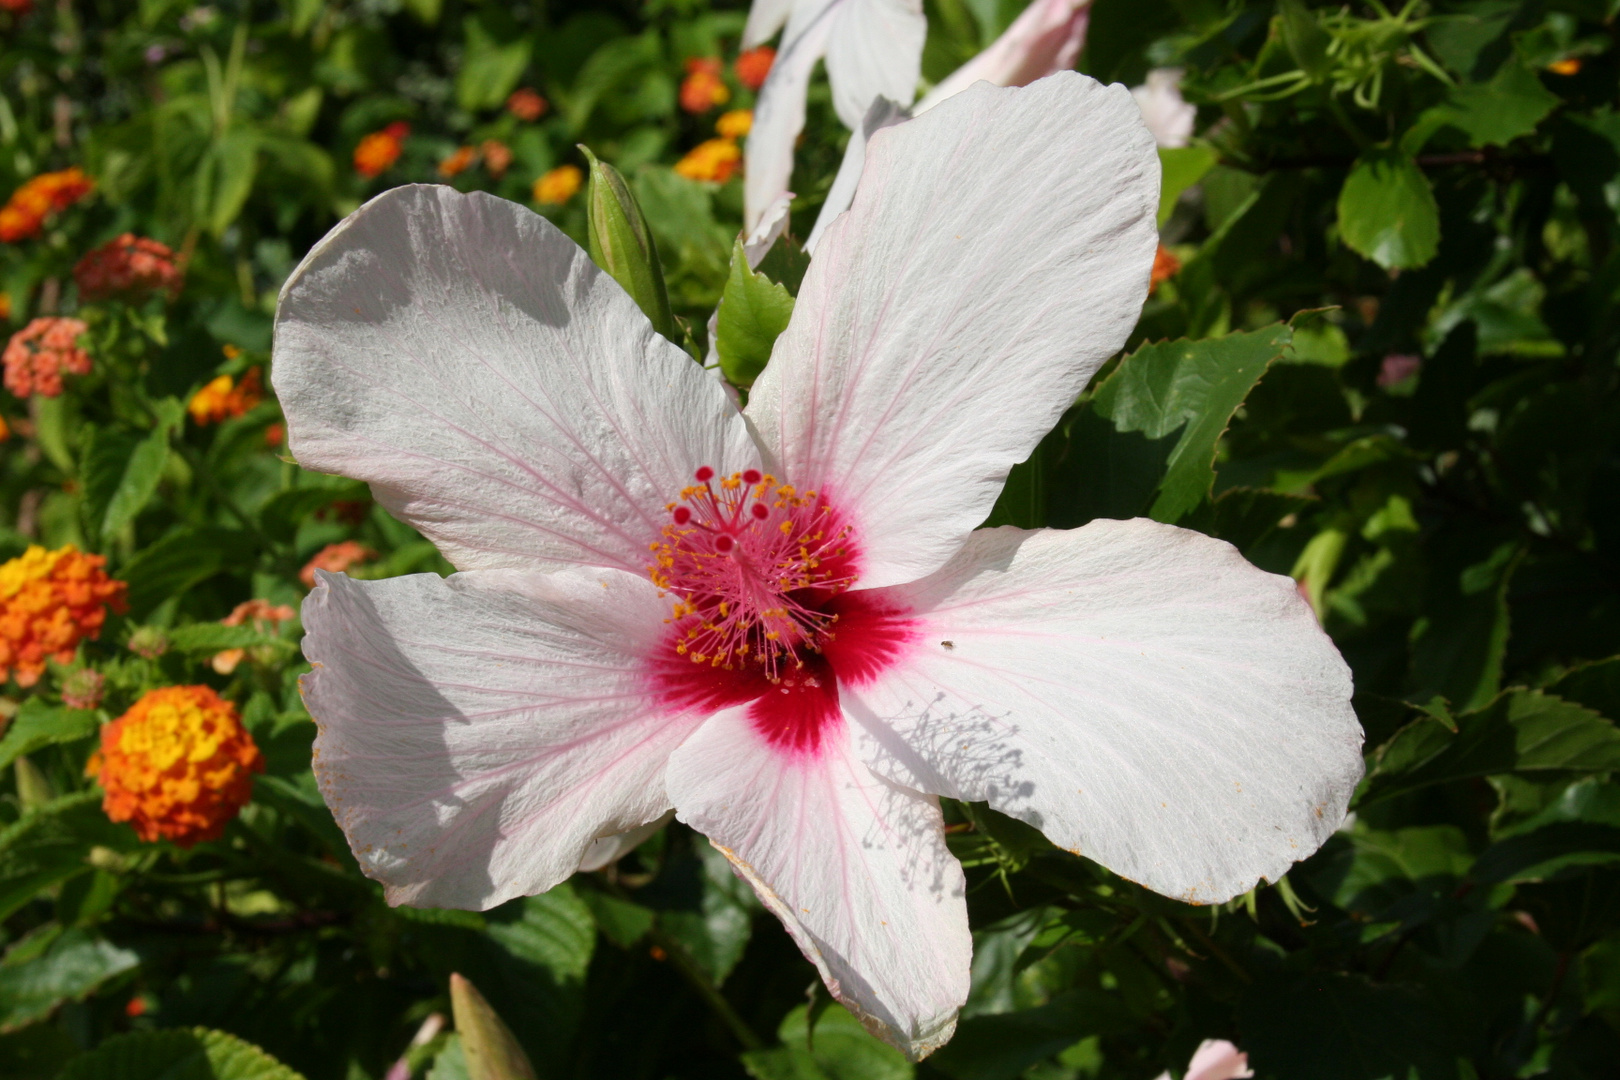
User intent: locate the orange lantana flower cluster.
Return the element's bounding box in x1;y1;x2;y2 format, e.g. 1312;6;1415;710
188;367;263;424
0;544;127;688
4;317;91;398
438;140;514;180
680;57;731;114
91;685;264;847
300;541;375;589
354;122;410;178
0;167;93;243
212;598;296;675
73;234;184;302
506;87;548;121
735;46;775;91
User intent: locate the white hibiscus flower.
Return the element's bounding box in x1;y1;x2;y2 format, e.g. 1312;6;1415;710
273;74;1361;1059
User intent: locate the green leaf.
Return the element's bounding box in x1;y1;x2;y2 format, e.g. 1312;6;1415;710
258;482;369;544
1359;689;1620;808
1471;823;1620;885
1089;323;1292;522
716;238;796;389
658;842;757;985
55;1027;307;1080
742;1005;912;1080
0;792;136;924
1277;0;1331;79
1337;150;1440;270
208;129;259;238
1426;59;1560;149
1408;537;1521;712
581;146;675;342
1549;657;1620;723
121;526;255;619
165;623;275;654
1238;972;1460;1080
928;989;1133;1080
0;927;138;1033
456;12;533;112
484;884;596;985
89;400;183;542
428;1035;471;1080
0;1021;80;1080
1157;146;1217;227
0;700;98;772
577;889;656;949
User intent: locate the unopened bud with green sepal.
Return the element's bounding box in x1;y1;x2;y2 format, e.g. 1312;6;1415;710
449;973;537;1080
579;145;676;344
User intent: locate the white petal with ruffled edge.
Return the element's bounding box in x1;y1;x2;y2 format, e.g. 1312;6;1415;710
913;0;1091;115
274;184;756;576
666;707;970;1059
824;0;925;130
302;566;701;910
743;0;800;47
746;74;1159;589
844;521;1362;904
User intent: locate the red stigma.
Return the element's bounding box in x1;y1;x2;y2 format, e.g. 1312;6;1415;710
743;469;762;484
672;506;691;525
694;466;714;482
752;503;769;519
714;534;734;552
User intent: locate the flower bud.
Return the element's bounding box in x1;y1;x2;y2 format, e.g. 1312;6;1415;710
579;146;675;344
61;668;105;710
449;973;537;1080
127;626;169;659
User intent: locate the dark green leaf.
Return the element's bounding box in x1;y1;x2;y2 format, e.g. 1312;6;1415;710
1470;823;1620;885
1426;60;1560;149
1089;323;1292;522
1157;146;1217;226
740;1005;911;1080
55;1027;307;1080
1277;0;1331;79
929;990;1133;1080
1359;690;1620;807
1338;150;1440;270
120;527;256;619
0;700;97;773
716;238;796;389
0;927;139;1033
1549;657;1620;723
456;12;533;112
485;884;596;985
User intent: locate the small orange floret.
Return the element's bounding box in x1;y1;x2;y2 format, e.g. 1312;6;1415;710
4;317;91;399
1548;57;1582;76
533;165;583;206
735;46;775;91
1150;244;1181;293
675;138;742;183
74;233;184;303
188;367;263;425
0;291;11;320
680;57;730;114
91;685;264;847
480;139;513;179
438;146;477;178
0;167;93;243
354;122;409;178
507;88;548;122
0;415;9;442
301;541;375;589
0;544;127;688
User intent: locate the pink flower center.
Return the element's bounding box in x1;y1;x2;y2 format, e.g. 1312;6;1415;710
648;467;912;754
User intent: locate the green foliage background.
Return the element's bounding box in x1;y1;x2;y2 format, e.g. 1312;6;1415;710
3;1;1620;1078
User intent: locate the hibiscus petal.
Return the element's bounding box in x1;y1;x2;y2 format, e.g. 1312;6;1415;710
302;566;702;910
274;184;756;575
666;706;970;1059
824;0;925;129
744;7;834;230
805;96;909;255
844;521;1362;904
578;810;675;872
743;0;798;48
746;74;1159;589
